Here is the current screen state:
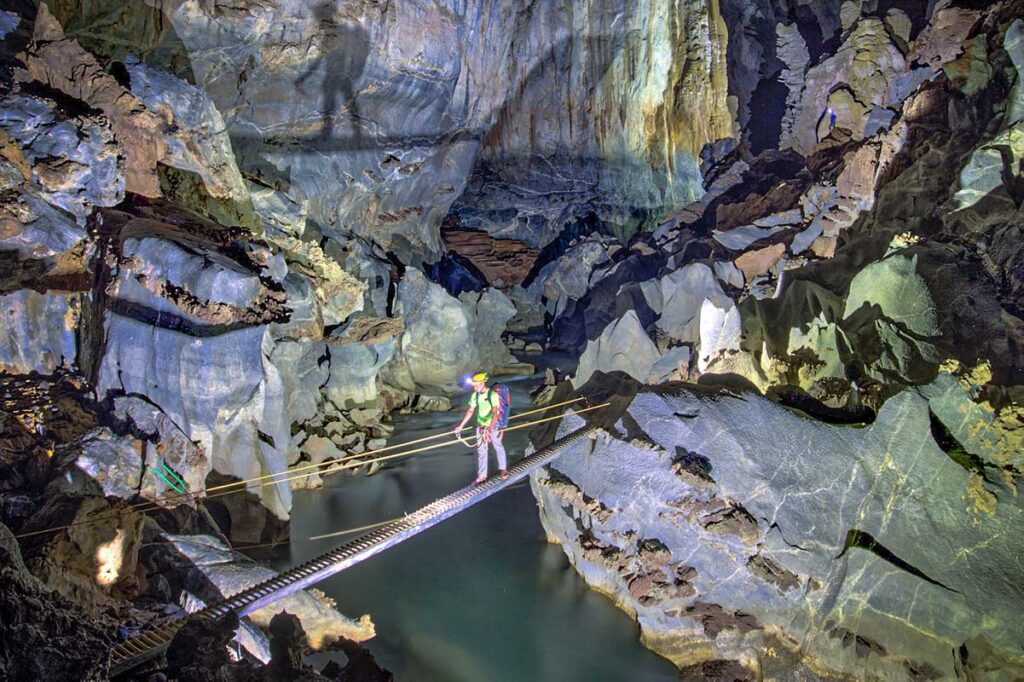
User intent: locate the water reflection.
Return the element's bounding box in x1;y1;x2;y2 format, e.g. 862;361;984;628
270;371;677;681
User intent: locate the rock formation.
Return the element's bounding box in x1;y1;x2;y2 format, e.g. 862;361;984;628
532;375;1024;678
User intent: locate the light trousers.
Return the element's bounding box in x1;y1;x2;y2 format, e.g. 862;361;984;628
476;428;507;479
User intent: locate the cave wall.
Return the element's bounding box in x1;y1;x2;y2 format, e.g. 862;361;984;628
42;0;735;262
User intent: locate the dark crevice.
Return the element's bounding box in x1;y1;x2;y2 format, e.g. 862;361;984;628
927;409;987;476
838;529;959;594
425;251;487;297
747;74;788;154
521;211;607;289
769;522;810;552
107;298;263;337
672;447;714;483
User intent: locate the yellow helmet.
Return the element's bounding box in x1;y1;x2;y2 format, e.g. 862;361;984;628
471;371;489;385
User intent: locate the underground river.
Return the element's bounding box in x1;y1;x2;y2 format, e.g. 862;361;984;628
266;368;678;681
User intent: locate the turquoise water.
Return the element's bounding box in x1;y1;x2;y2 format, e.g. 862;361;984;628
268;372;677;681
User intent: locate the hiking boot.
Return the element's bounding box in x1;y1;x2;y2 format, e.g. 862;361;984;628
499;469;510;480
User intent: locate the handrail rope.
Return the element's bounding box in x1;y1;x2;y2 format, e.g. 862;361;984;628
200;396;586;495
11;396;584;541
107;426;597;674
13;400;601;541
189;404;607;508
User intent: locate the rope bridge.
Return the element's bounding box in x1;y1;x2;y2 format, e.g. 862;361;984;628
107;419;600;677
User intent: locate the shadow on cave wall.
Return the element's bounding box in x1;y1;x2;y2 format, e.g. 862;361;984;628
293;0;369;145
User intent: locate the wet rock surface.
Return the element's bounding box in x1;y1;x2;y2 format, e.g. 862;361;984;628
532;375;1024;679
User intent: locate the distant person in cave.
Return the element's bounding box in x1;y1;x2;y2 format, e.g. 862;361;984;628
294;1;369;142
454;372;509;485
827;106;837;131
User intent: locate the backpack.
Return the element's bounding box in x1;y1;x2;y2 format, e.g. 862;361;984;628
490;384;511;429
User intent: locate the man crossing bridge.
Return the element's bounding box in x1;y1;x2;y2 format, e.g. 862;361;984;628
455;372;510;484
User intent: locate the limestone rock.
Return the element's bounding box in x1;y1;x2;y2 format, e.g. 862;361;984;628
179;590;271;664
270;339;329;425
124;58;253;223
64;427;143;500
909;5;981;69
641;264;733;345
532;383;1024;678
381;269;516;396
324;319;401;409
697;299;742;373
268;236;366;329
734;244;785;283
442;227;539;288
0;561;111;681
712;224;788;251
98;316;292;520
712;261;744;289
165;534;375;649
528;239;611;318
0;93;122;221
0;189;88;264
118;0;735;261
97;228;292;520
23;496;144;609
504;285;547;336
249;180;308;240
572;311;661;389
953;126;1024;211
0;289;80;374
781;17;915;154
113;395;209;502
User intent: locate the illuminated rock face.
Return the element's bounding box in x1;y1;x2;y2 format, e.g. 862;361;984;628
47;0;733;261
533;383;1024;679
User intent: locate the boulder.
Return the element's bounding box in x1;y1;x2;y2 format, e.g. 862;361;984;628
60;427;143;500
527;239;610;318
532;381;1024;678
381;269;516;396
504;285;547;336
113;395;209;502
641;264;734;345
734;243;785;281
572;311;661;389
